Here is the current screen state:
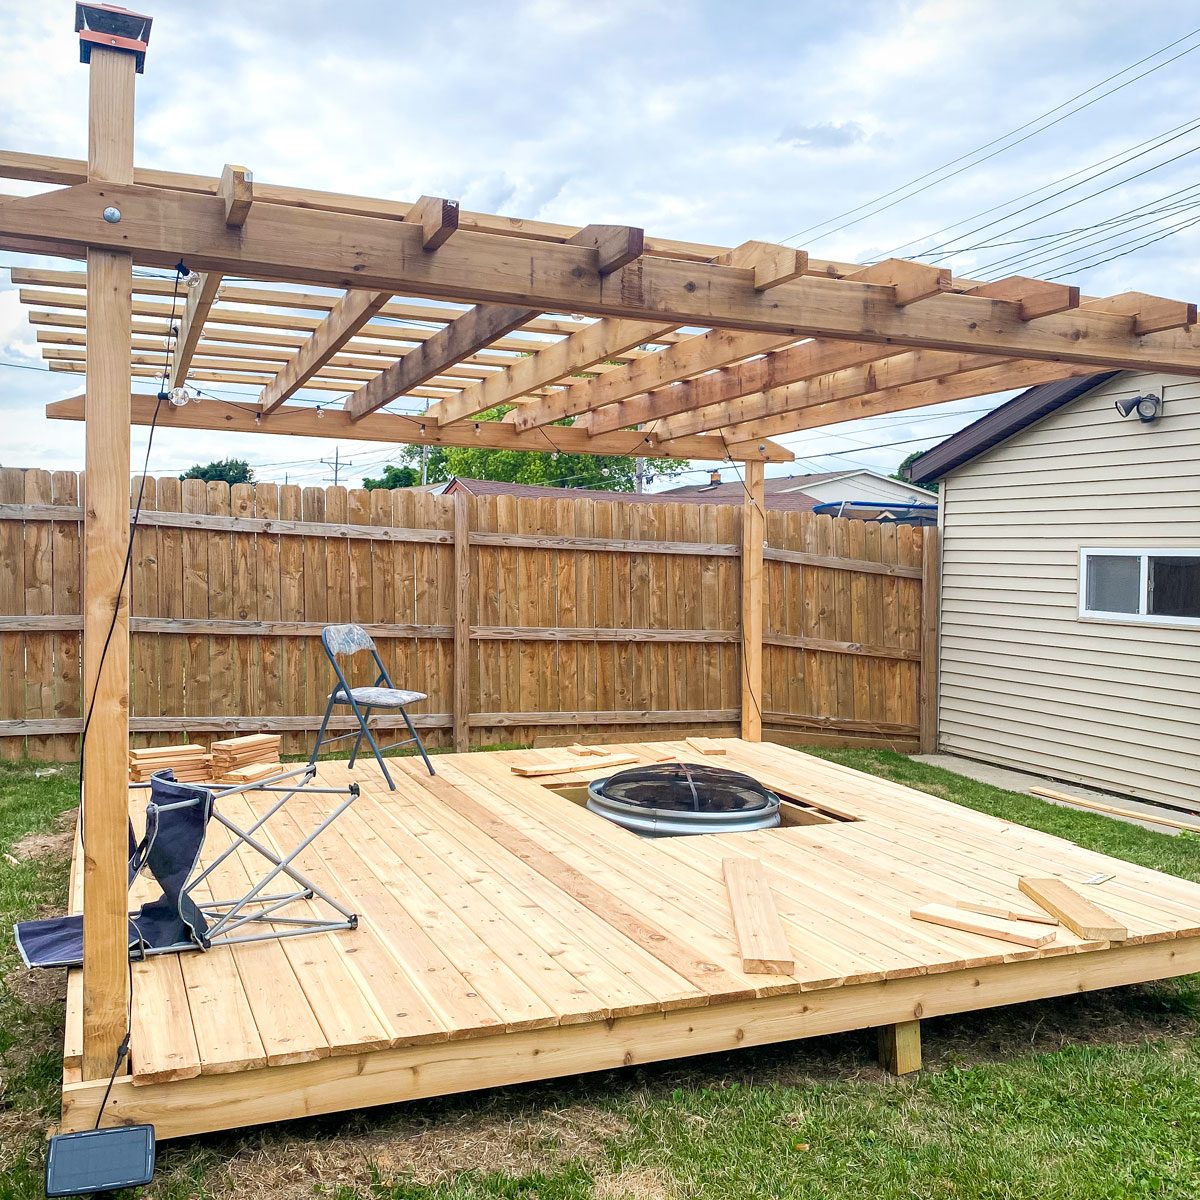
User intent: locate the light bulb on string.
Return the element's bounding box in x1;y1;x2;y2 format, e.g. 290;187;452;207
184;271;203;291
316;405;325;420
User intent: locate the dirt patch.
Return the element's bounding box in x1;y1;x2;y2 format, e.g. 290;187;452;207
592;1165;679;1199
191;1104;629;1198
4;965;67;1010
10;806;77;863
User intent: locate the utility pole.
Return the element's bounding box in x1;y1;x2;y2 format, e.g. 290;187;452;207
320;446;353;486
634;456;645;494
420;444;430;485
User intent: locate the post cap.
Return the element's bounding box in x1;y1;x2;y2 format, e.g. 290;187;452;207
76;3;152;73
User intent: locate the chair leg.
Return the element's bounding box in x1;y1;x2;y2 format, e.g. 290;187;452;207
308;690;338;771
401;705;436;776
346;698;395;790
348;706;371;768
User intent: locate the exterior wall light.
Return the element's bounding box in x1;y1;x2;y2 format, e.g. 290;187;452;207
1114;393;1163;423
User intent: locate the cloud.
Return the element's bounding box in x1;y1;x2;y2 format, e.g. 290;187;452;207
778;121;867;150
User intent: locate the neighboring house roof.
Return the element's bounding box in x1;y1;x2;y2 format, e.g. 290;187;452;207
905;372;1119;485
436;475;826;511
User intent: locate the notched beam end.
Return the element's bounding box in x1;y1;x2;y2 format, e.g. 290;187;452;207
407;195;461;251
569;224;645;275
848;258;952;306
220;164;253;229
715;240;809;291
1084;290;1198;335
968;276;1080;321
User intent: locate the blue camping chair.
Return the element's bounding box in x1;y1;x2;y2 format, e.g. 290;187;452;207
14;765;360;969
308;624;435;788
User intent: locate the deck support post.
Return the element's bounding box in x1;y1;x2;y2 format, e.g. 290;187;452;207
918;526;941;754
740;461;764;740
80;42;137;1080
878;1019;922;1075
452;491;471;753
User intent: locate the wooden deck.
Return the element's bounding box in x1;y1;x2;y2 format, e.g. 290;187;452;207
61;740;1200;1139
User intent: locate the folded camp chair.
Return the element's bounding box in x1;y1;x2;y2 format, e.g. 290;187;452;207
308;623;435;788
14;764;360;969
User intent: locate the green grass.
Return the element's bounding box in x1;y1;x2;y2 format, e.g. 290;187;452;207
1;748;1198;1199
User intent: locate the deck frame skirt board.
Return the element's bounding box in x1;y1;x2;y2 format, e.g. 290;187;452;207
59;739;1200;1139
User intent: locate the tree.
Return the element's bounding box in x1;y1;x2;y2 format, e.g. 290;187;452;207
362;409;688;492
181;458;254;485
892;450;938;494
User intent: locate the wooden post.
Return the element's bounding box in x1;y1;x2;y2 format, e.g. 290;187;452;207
918;526;941;754
452;492;471;753
81;42;137;1080
740;461;764;741
878;1019;922;1075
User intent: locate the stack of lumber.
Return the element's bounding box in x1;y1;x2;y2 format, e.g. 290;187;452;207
129;744;211;783
210;733;283;784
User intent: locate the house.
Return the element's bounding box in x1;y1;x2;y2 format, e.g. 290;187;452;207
436;469;936;520
907;371;1200;813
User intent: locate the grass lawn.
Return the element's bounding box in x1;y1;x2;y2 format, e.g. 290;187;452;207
1;748;1198;1199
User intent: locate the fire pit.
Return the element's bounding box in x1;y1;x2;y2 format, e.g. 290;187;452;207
586;762;781;837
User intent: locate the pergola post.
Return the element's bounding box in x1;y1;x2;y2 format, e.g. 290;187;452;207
740;461;765;741
80;24;141;1080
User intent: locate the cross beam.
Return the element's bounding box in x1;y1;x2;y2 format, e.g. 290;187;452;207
4;183;1199;374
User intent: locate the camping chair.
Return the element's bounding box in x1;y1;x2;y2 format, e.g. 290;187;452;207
14;764;360;968
308;623;435;789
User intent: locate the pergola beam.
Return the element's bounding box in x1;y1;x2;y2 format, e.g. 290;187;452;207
344;303;536;420
169;270;221;388
590;340;904;439
515;328;797;433
707;358;1094;446
424;317;678;426
45;392;794;462
259;289;395;413
4;183;1196;374
661;347;1011;440
343;223;646;421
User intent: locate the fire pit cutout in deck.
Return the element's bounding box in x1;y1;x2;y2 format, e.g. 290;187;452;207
586;762;781;837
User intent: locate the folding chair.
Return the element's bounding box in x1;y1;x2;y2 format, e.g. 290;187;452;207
308;623;435;788
15;764;360;968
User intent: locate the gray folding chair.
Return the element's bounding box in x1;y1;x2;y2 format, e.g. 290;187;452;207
308;624;435;788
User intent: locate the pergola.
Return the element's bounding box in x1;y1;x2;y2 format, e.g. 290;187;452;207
4;4;1200;1092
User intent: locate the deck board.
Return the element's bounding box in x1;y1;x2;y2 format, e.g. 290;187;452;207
64;739;1200;1137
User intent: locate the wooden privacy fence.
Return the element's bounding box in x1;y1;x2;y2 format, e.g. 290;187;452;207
0;467;938;760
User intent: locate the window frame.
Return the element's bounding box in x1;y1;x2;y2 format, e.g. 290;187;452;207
1078;547;1200;628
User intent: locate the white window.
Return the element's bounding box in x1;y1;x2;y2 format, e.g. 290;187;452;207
1079;549;1200;626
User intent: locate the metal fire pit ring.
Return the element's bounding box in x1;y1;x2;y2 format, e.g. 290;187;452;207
586;761;781;837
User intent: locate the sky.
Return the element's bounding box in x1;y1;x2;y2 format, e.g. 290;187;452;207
2;0;1199;490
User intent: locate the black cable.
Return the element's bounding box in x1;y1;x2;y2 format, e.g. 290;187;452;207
79;262;185;1130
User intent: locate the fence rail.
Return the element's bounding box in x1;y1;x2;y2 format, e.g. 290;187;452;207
0;468;935;760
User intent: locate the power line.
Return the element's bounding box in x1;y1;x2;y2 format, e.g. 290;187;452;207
778;28;1200;247
916;135;1200;265
877;115;1200;259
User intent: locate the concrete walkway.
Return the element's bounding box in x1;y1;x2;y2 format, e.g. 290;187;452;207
912;753;1200;837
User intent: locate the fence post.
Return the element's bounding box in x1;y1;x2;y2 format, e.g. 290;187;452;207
453;492;471;752
919;526;941;754
740;462;764;741
81;39;138;1081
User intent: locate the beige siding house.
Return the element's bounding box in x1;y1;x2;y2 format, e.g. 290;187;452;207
908;371;1200;813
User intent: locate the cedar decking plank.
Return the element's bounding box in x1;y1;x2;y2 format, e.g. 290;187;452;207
371;776;698;1017
425;759;761;999
217;794;393;1055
